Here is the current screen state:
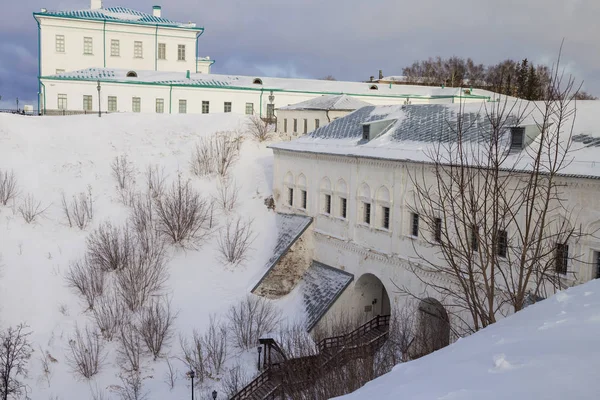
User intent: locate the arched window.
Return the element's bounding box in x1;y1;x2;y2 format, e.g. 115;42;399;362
126;71;138;78
375;186;392;230
358;183;372;225
297;174;308;210
336;179;349;219
369;84;378;90
284;172;294;207
253;78;263;85
320;177;332;215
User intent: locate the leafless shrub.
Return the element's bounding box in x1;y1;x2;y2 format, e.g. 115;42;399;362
117;323;143;373
92;289;129;341
138;296;177;360
113;371;147;400
246;115;274;142
130;193;159;252
67;325;105;380
18;194;49;223
190;139;214;177
217;217;255;265
0;324;33;399
203;315;228;377
111;155;135;191
163;357;178;391
65;258;105;310
119;187;137;208
220;364;250;399
213;177;239;213
214;132;240;177
38;346;54;387
145;165;167;199
190;132;240;177
90;382;111;400
0;169;18;206
86;222;134;272
179;331;206;384
61;187;94;230
228;295;280;350
154;175;211;248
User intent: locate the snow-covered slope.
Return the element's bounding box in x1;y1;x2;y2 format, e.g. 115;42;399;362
0;113;286;399
336;280;600;400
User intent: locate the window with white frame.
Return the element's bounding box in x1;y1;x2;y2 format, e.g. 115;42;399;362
177;44;186;61
83;37;93;55
224;102;232;113
245;103;254;115
156;98;164;113
284;119;288;133
132;97;141;113
410;212;419;237
179;99;187;114
108;96;117;112
325;194;332;214
315;119;320;129
55;69;65;74
301;190;307;209
202;101;209;114
382;206;390;229
376;186;391;230
83;95;93;111
134;41;143;58
321;178;332;215
158;43;166;60
285;172;294;207
288;187;294;206
363;202;371;225
358;183;372;225
297;174;307;210
303;119;308;134
57;94;67;110
340;197;347;219
55;35;65;52
336;179;348;219
293;119;298;133
111;39;120;56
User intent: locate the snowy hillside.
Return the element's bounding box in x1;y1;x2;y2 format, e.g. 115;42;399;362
0;113;293;399
337;279;600;400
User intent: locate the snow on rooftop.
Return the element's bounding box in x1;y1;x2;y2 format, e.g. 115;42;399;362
278;94;372;111
336;279;600;400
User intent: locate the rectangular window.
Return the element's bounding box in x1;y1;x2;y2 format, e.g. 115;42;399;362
156;98;164;113
324;194;331;215
315;119;320;129
595;251;600;279
55;69;65;74
57;94;67;110
110;39;120;57
471;225;479;252
288;188;294;206
555;243;569;275
510;127;525;151
382;206;390;230
411;213;419;237
132;97;141;113
55;35;65;53
266;104;275;119
224;102;232;113
83;95;93;111
245;102;254;115
202;101;209;114
108;96;117;112
177;44;186;61
434;217;442;243
293;119;298;133
83;37;93;55
363;202;371;225
179;99;187;114
497;229;508;258
134;41;143;58
301;190;307;209
340;197;347;219
284;119;288;133
303;119;308;134
158;43;166;60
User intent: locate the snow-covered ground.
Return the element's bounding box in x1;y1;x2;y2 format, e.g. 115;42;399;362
337;279;600;400
0;112;297;399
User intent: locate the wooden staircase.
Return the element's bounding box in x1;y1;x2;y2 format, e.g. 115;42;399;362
230;315;391;400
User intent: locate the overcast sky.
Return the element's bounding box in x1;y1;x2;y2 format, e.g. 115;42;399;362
1;0;599;107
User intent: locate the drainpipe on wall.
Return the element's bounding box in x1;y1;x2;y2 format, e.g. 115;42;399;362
169;84;173;114
259;88;264;118
35;15;41;114
103;19;106;67
154;25;159;71
40;81;46;115
195;29;204;73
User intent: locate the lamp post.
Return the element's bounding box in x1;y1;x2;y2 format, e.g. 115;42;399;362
188;370;195;400
212;390;217;399
16;97;19;112
96;80;101;117
257;345;263;371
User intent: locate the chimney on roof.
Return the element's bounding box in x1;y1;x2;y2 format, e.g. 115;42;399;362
91;0;103;10
379;70;383;80
153;5;162;17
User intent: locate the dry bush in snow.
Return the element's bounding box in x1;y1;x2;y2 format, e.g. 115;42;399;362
61;187;94;230
92;289;129;341
190;131;240;178
145;165;167;199
117;323;144;373
217;217;255;265
179;331;206;384
18;194;49;223
213;177;239;213
113;371;147;400
111;155;135;191
203;315;228;377
0;169;18;206
220;364;250;399
0;324;33;400
228;295;280;350
246;115;274;142
65;258;105;310
86;222;134;272
154;175;211;248
90;382;111;400
67;325;105;380
138;296;177;360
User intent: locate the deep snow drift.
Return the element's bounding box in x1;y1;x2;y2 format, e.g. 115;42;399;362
337;279;600;400
0;112;296;399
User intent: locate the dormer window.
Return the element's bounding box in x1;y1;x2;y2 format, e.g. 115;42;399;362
510;127;525;151
253;78;263;85
126;71;138;78
369;84;378;90
362;124;370;141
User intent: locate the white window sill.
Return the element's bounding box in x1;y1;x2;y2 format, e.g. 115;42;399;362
83;53;94;56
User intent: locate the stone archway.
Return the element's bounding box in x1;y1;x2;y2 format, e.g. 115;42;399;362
412;297;450;358
353;273;391;322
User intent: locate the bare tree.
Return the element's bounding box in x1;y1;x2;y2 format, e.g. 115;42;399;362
18;194;49;223
246;115;274;142
138;296;177;360
66;325;105;380
401;53;584;333
220;364;250;399
92;289;129;341
163;357;178;391
86;222;134;272
228;295;280;350
202;315;228;377
0;324;33;400
111;155;135;191
217;217;255;265
113;371;147;400
190;132;240;177
178;331;206;384
61;187;94;230
213;177;239;213
0;170;18;206
117;323;144;373
65;258;105;310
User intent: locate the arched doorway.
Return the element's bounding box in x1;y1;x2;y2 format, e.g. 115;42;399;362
353;273;391;322
412;298;450;358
